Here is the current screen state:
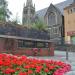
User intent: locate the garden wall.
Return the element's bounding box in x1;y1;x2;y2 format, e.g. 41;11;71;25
13;48;54;56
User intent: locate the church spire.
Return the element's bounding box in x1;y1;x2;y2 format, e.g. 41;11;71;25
26;0;33;6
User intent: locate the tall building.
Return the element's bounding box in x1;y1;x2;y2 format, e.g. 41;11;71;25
64;0;75;44
22;0;35;26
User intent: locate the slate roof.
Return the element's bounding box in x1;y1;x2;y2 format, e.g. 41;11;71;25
36;8;47;20
36;0;74;19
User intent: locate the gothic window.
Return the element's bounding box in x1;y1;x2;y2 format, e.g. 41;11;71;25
48;12;56;26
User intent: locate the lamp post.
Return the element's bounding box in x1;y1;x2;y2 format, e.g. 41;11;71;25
66;41;71;60
66;45;68;60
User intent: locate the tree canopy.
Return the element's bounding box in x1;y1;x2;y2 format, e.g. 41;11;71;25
0;0;12;21
31;19;48;31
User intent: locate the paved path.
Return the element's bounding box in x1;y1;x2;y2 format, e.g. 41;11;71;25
29;51;75;75
29;51;75;61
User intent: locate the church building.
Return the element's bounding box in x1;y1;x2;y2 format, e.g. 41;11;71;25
22;0;35;26
22;0;75;45
44;4;64;45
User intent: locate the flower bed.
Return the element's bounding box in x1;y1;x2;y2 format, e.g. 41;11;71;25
0;54;71;75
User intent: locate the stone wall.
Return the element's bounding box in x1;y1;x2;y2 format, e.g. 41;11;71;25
0;22;50;40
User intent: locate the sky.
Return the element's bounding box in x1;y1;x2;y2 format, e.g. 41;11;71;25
6;0;66;23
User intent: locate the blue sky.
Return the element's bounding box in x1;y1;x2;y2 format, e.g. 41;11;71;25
7;0;66;23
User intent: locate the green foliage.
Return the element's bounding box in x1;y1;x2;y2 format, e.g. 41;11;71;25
14;72;19;75
0;0;12;21
0;71;3;75
31;20;48;31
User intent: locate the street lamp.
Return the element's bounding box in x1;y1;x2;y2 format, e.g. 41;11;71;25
65;41;71;60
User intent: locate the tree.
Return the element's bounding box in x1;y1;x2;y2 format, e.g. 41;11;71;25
31;20;48;31
0;0;12;21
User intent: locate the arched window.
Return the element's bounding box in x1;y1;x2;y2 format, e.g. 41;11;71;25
48;12;56;26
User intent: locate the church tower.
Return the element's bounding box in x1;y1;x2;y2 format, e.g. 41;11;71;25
22;0;35;26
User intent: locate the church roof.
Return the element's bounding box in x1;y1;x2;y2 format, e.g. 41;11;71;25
45;4;62;17
36;0;74;19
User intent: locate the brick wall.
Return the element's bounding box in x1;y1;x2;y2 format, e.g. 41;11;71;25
0;38;54;56
0;38;5;52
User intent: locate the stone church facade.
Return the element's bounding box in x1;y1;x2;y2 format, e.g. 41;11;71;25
44;4;64;44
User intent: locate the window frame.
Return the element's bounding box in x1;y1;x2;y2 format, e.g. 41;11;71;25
48;12;57;26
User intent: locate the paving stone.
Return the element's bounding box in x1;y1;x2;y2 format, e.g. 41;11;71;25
71;67;75;71
71;62;75;66
65;71;75;75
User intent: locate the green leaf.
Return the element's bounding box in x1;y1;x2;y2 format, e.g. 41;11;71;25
0;0;12;21
13;71;19;75
0;71;3;75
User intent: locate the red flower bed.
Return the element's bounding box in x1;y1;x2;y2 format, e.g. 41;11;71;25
0;53;71;75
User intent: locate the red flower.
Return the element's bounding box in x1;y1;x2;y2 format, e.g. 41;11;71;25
16;60;23;66
27;70;33;74
0;53;71;75
49;65;55;70
0;60;3;65
24;65;30;69
16;68;21;71
19;72;27;75
3;68;15;74
44;68;49;73
35;69;40;73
